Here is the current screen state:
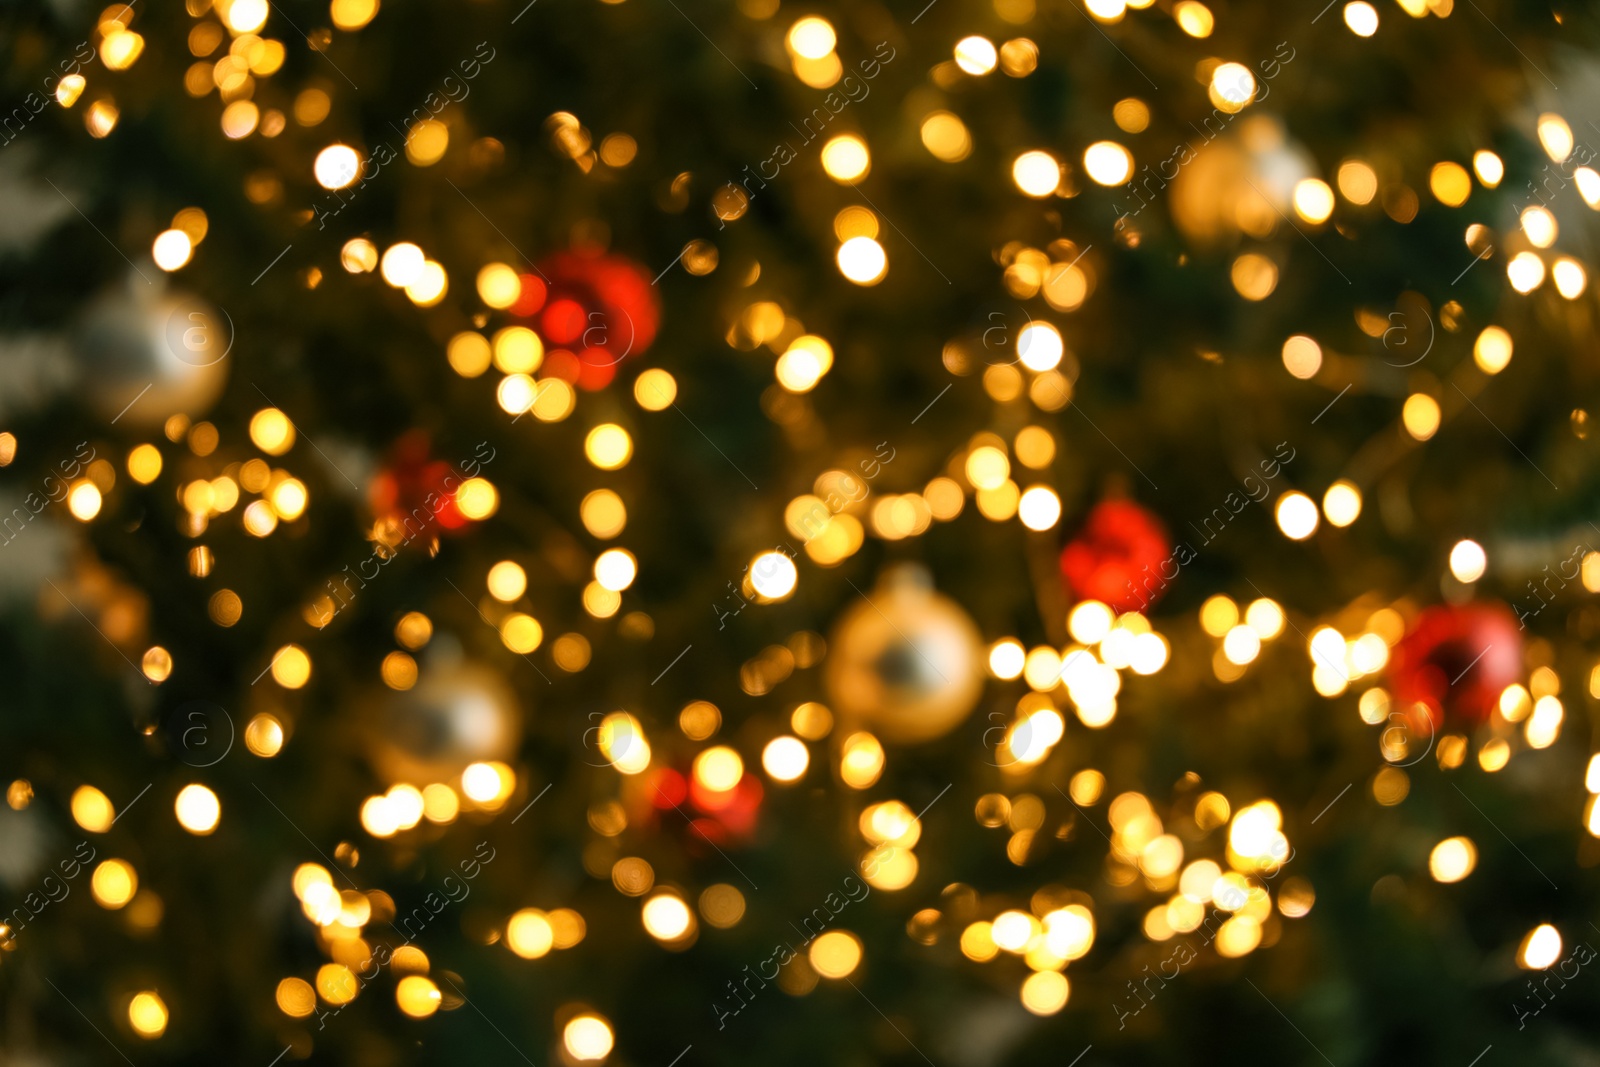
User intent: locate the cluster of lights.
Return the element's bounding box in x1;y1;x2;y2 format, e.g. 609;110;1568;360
856;800;921;890
988;601;1170;736
505;906;587;959
1199;594;1286;681
784;16;842;89
151;207;209;271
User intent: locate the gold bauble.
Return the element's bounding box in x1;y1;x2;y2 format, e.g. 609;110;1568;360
368;659;521;784
824;565;984;744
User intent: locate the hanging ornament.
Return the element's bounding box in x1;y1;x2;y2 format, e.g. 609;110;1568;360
630;766;763;851
367;658;521;785
516;250;659;392
824;565;984;744
1167;115;1316;246
368;430;485;549
1059;499;1172;613
73;277;230;428
1389;602;1522;734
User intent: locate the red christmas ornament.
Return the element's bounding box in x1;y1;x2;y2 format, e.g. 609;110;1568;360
367;431;474;540
520;250;660;392
1059;500;1173;612
1389;602;1522;733
633;765;763;848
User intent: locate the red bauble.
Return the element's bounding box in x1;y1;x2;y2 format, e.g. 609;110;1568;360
1059;500;1172;612
519;250;660;392
368;431;471;539
633;765;763;849
1389;602;1522;732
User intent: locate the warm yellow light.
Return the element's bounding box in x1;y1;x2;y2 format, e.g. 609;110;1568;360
1337;160;1378;205
920;111;972;162
1209;63;1256;112
1017;486;1061;531
634;368;677;410
249;408;294;455
593;548;637;592
1322;481;1361;526
1473;326;1512;374
694;746;744;792
1429;161;1471;207
1231;254;1278;300
809;929;863;978
1223;624;1261;665
750;550;798;600
224;0;269;33
642;892;693;941
67;480;102;521
1429;836;1477;882
1538;113;1574;163
1275;491;1318;540
271;644;311;688
71;785;114;832
989;639;1026;679
506;908;554;958
965;445;1010;490
405;118;447;166
1553;257;1587;299
1507;251;1546;293
954;35;998;74
786;16;836;59
1292;179;1335;223
585;424;633;470
840;732;885;789
1174;0;1213;35
1448;539;1486;583
762;736;809;782
1281;335;1322;379
491;327;544;375
487;560;527;602
564;1014;615;1061
406;260;448;307
1520;924;1563;969
380;242;425;287
1521;205;1557;248
395;975;440;1018
128;991;168;1038
1017;321;1064;371
476;263;521;309
1245;598;1285;639
246;713;284;756
314;144;361;190
92;859;137;908
455;477;498;520
1343;1;1378;34
152;229;193;271
836;236;887;284
1402;393;1442;440
341;237;378;273
820;135;870;183
1018;968;1069;1016
175;783;221;834
1472;150;1504;187
1083;141;1133;186
1012;150;1061;197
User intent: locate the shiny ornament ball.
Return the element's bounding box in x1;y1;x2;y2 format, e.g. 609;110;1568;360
824;566;984;744
368;660;521;785
74;280;230;428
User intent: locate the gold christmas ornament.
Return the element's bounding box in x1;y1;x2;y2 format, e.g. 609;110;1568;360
368;658;521;784
824;565;984;743
1166;116;1315;246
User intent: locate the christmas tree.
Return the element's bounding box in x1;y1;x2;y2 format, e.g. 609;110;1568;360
2;0;1599;1063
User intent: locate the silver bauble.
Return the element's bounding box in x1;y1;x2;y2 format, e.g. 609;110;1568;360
74;278;230;428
